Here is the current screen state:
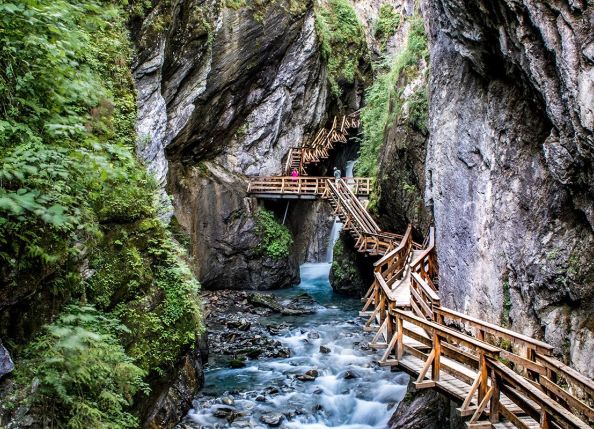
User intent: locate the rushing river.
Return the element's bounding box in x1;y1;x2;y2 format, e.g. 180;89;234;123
184;263;409;428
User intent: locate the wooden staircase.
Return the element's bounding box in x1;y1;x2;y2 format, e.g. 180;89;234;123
283;113;360;175
246;109;594;429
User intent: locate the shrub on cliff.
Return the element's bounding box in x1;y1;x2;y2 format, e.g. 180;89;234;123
0;0;202;424
357;15;428;177
255;208;293;259
14;306;147;429
315;0;368;97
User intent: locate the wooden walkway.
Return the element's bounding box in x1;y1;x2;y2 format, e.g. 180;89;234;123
246;114;594;429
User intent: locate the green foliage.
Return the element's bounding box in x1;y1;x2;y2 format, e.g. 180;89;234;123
407;85;429;134
331;238;360;282
502;280;512;328
15;305;147;429
226;0;247;9
356;14;428;177
374;4;400;50
315;0;368;97
0;0;142;289
254;208;293;259
0;0;204;424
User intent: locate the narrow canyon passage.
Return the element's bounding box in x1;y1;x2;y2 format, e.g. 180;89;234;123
182;263;408;429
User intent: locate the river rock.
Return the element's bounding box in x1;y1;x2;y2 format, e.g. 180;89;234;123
255;395;266;402
248;293;283;312
305;369;319;378
295;374;316;382
259;412;284;426
0;340;14;378
342;370;359;380
221;396;235;406
319;345;331;354
307;331;320;339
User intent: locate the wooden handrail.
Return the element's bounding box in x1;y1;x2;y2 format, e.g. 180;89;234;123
434;307;553;355
374;225;412;268
392;309;501;356
488;359;591;429
536;354;594;397
411;272;440;302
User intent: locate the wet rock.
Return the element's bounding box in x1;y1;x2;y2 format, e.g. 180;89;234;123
212;406;236;420
266;322;289;335
295;374;316;382
313;388;323;395
319;345;331;354
265;386;280;395
248;293;283;312
259;412;284;426
307;331;320;339
228;358;247;368
343;370;359;380
227;318;251;331
305;369;319;378
280;293;320;315
255;395;266;402
0;339;14;378
221;396;234;406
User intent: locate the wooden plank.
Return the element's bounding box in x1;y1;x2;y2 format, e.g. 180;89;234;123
499;404;533;429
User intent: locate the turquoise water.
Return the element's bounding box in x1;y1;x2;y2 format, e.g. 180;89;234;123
184;263;408;428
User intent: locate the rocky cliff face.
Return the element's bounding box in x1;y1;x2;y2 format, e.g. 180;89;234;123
423;0;594;376
133;0;331;289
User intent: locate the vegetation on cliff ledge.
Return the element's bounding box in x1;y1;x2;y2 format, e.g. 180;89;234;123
357;14;429;177
255;208;293;259
315;0;368;97
0;0;202;426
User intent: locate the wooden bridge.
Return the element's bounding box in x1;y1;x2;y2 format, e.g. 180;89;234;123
247;114;594;429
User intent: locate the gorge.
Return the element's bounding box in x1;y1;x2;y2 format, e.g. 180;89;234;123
0;0;592;429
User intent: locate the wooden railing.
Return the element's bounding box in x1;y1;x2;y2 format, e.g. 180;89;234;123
379;308;593;428
247;176;372;197
283;113;359;175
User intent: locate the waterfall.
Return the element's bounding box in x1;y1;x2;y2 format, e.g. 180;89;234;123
326;217;343;263
345;160;356;177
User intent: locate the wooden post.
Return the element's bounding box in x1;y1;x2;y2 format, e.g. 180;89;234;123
540;411;551;429
489;371;500;423
477;329;485;342
396;315;404;360
478;352;488;404
432;332;441;381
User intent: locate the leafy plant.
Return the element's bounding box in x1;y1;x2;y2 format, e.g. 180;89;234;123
356;14;428;177
254;208;293;259
315;0;368;97
15;306;147;429
374;4;400;50
0;0;204;424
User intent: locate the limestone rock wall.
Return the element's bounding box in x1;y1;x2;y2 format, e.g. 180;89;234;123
423;0;594;376
132;0;330;289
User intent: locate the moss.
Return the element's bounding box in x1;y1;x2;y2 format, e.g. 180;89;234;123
501;279;512;328
254;208;293;259
330;236;363;285
374;4;400;50
357;14;428;177
315;0;368;97
86;220;202;374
